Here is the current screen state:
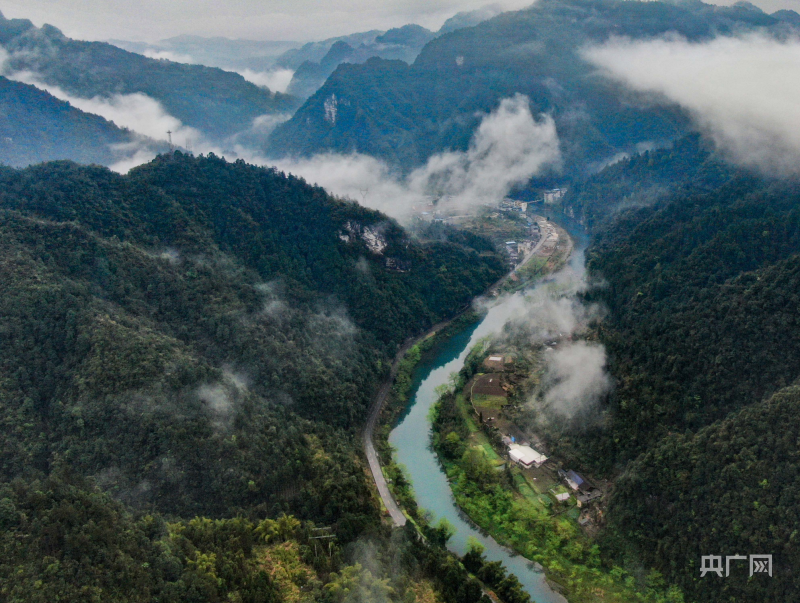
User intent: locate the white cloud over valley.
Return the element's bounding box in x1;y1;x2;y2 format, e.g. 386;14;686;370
272;94;561;219
583;33;800;176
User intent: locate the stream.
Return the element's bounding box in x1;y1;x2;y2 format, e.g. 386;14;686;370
388;207;587;603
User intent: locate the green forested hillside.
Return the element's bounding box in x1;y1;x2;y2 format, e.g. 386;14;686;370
606;385;800;602
0;472;492;603
563;134;732;230
558;138;800;601
0;76;157;168
585;175;800;464
0;153;505;599
267;0;794;173
0;12;299;143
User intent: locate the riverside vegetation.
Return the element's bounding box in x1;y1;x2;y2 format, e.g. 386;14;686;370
0;152;508;601
422;136;800;602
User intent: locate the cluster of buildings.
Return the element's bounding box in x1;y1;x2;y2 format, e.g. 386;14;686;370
499;199;529;214
558;469;604;508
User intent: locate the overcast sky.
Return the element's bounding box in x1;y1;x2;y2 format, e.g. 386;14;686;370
2;0;798;43
0;0;536;43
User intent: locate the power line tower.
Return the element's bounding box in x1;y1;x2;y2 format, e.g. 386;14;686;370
359;189;368;205
167;130;174;152
309;526;336;560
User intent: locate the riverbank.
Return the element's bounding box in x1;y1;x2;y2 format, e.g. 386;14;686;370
372;222;577;603
377;208;685;603
363;216;569;527
421;231;686;601
430;385;683;603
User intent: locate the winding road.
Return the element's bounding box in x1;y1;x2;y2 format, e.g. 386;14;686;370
363;314;463;527
363;214;561;527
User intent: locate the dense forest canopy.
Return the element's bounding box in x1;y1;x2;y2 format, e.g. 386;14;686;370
0;152;503;529
545;133;800;601
4;0;800;600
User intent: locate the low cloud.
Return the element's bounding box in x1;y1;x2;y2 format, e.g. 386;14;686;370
237;68;295;94
583;33;800;176
475;246;610;422
272;94;561;220
542;341;611;419
108;139;164;173
142;48;195;64
7;69;200;143
196;368;249;431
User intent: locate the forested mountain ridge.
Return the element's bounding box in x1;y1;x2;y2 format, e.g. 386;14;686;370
266;0;796;173
585;172;800;463
607;384;800;602
562;134;732;230
0;152;504;525
0;75;163;168
552;136;800;601
0;153;507;602
0;11;300;143
285;26;437;100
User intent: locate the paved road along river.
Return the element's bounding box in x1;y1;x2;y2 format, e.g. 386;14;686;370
389;209;587;603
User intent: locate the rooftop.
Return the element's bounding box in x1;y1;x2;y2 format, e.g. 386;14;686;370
509;444;547;467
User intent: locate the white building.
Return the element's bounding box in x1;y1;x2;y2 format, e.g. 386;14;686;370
508;444;548;469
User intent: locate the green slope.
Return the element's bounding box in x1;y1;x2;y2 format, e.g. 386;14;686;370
555;139;800;601
0;153;504;526
607;384;800;602
0;76;155;168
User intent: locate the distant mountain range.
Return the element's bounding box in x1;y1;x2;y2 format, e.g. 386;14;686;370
0;11;300;146
0;75;167;168
109;35;300;72
0;4;511;169
284;25;437;99
266;0;800;176
108;6;507;102
278;8;508;100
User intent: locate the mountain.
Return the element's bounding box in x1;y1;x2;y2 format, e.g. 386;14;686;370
0;75;167;168
584;165;800;463
437;5;506;34
0;12;300;144
0;152;503;521
608;383;800;601
268;9;507;101
0;151;507;601
266;0;795;175
533;133;800;600
284;25;437;100
274;31;386;71
110;35;301;72
274;4;509;75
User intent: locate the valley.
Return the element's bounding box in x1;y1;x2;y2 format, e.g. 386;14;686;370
2;1;800;602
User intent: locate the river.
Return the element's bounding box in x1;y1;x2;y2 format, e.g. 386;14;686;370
388;207;587;603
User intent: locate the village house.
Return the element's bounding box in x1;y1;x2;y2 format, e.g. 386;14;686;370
576;490;603;508
507;443;548;469
560;469;591;492
543;188;565;204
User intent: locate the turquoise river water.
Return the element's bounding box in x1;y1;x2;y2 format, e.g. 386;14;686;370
389;207;587;603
